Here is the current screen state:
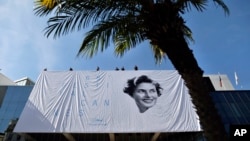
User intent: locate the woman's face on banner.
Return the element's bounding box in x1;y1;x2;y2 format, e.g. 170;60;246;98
133;82;158;112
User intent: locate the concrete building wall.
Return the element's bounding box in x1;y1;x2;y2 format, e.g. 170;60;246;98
0;73;16;86
205;74;234;91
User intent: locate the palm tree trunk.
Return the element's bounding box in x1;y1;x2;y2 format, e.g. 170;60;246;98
159;37;228;141
143;2;228;140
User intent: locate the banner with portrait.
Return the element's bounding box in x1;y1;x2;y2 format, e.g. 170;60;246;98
14;70;201;133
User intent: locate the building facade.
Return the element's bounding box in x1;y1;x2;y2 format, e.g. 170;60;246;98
0;72;249;141
0;73;34;141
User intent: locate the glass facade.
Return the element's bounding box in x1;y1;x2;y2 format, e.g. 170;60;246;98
210;91;250;133
0;86;33;133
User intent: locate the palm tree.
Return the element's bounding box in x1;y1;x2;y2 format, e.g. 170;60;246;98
34;0;229;140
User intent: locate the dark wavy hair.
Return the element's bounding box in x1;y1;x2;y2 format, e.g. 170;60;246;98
123;75;162;97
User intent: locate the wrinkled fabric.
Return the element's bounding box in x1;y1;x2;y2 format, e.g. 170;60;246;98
14;70;201;133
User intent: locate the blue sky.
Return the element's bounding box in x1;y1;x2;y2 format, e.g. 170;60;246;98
0;0;249;90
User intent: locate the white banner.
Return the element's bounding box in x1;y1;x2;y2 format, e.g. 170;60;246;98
14;70;201;133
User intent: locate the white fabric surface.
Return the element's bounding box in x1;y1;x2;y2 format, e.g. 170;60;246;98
14;70;201;133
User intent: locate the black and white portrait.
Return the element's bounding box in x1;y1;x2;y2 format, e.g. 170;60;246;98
123;75;163;113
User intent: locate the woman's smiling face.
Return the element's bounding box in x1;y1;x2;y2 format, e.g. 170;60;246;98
133;82;158;112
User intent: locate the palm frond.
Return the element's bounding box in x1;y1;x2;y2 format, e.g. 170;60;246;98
34;0;64;16
176;0;207;12
39;0;58;9
34;1;57;16
77;16;145;58
38;0;138;38
150;44;167;64
76;18;118;58
182;24;194;43
213;0;230;15
114;29;145;57
175;0;229;15
34;0;229;66
190;0;207;12
44;15;76;38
